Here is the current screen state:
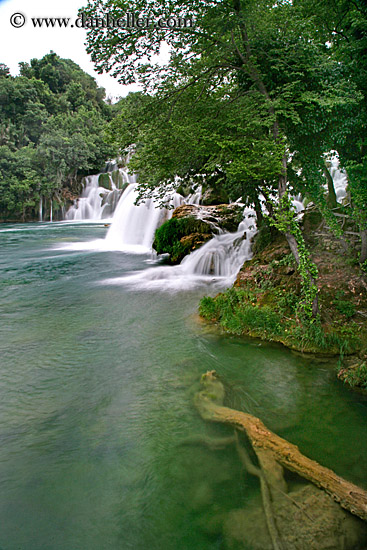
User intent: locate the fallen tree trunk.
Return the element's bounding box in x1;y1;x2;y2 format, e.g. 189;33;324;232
195;371;367;522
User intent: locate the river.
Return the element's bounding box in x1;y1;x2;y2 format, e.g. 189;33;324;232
1;222;366;549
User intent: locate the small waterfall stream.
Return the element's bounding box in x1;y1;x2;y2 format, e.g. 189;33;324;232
181;214;256;278
329;156;348;203
104;208;257;290
65;175;105;220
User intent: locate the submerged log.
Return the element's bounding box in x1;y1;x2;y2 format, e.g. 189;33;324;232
194;370;367;523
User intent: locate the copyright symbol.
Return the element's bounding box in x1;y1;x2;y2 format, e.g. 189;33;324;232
10;13;26;28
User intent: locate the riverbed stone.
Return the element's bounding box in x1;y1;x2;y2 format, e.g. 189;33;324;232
223;484;367;550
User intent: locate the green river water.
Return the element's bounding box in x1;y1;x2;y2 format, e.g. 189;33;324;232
0;222;366;549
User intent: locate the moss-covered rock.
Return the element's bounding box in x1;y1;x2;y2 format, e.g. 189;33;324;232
153;203;244;264
98;173;111;190
153;216;213;264
172;203;244;233
201;186;229;206
100;188;125;217
111;169;127;189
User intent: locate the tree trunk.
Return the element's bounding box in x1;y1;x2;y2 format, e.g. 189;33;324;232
278;160;319;317
323;163;338;208
195;371;367;523
253;194;263;226
360;229;367;264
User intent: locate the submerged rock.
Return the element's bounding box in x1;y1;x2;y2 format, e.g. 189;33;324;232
223;484;367;550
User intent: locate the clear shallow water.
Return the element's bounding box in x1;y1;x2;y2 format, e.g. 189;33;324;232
0;222;366;550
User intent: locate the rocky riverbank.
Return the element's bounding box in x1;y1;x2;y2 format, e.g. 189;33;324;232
199;207;367;390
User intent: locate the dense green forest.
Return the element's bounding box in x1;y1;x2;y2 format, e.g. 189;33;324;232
0;52;116;221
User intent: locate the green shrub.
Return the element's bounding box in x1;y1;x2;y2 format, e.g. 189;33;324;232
277;253;296;267
333;299;356;318
153;216;211;257
199;288;282;338
199;287;360;354
251;220;279;255
199;296;219;320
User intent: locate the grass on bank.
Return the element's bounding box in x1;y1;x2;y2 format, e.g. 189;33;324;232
338;362;367;390
199;286;361;356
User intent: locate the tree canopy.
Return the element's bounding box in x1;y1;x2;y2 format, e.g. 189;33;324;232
0;52;115;221
82;0;367;315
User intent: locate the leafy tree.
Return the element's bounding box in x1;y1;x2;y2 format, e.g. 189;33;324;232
294;0;367;261
0;145;44;221
0;64;10;78
0;52;115;221
83;0;365;316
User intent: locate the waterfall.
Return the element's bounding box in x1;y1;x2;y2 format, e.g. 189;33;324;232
104;207;257;290
65;174;111;221
58;176;201;255
104;185;186;253
329;156;348;203
103;177;201;252
65;168;134;221
181;213;256;278
186;185;202;205
39;196;43;222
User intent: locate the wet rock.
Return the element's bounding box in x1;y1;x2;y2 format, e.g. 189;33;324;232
153;202;244;263
101;188;124;217
172;203;244;233
153;215;214;264
201;186;230;206
98;172;111;190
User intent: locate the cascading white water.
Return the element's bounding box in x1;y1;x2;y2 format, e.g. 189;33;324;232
104;185;186;253
103;181;202;252
186;185;202;206
59;153;350;292
103;207;257;290
65;174;111;221
181;211;256;278
58;177;201;255
329;156;348;203
65;168;136;221
39;196;43;222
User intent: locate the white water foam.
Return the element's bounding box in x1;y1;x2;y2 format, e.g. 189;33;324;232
65;168;135;221
329;156;348;203
102;208;257;291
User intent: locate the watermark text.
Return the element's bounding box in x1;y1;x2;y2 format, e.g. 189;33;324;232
10;12;194;30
